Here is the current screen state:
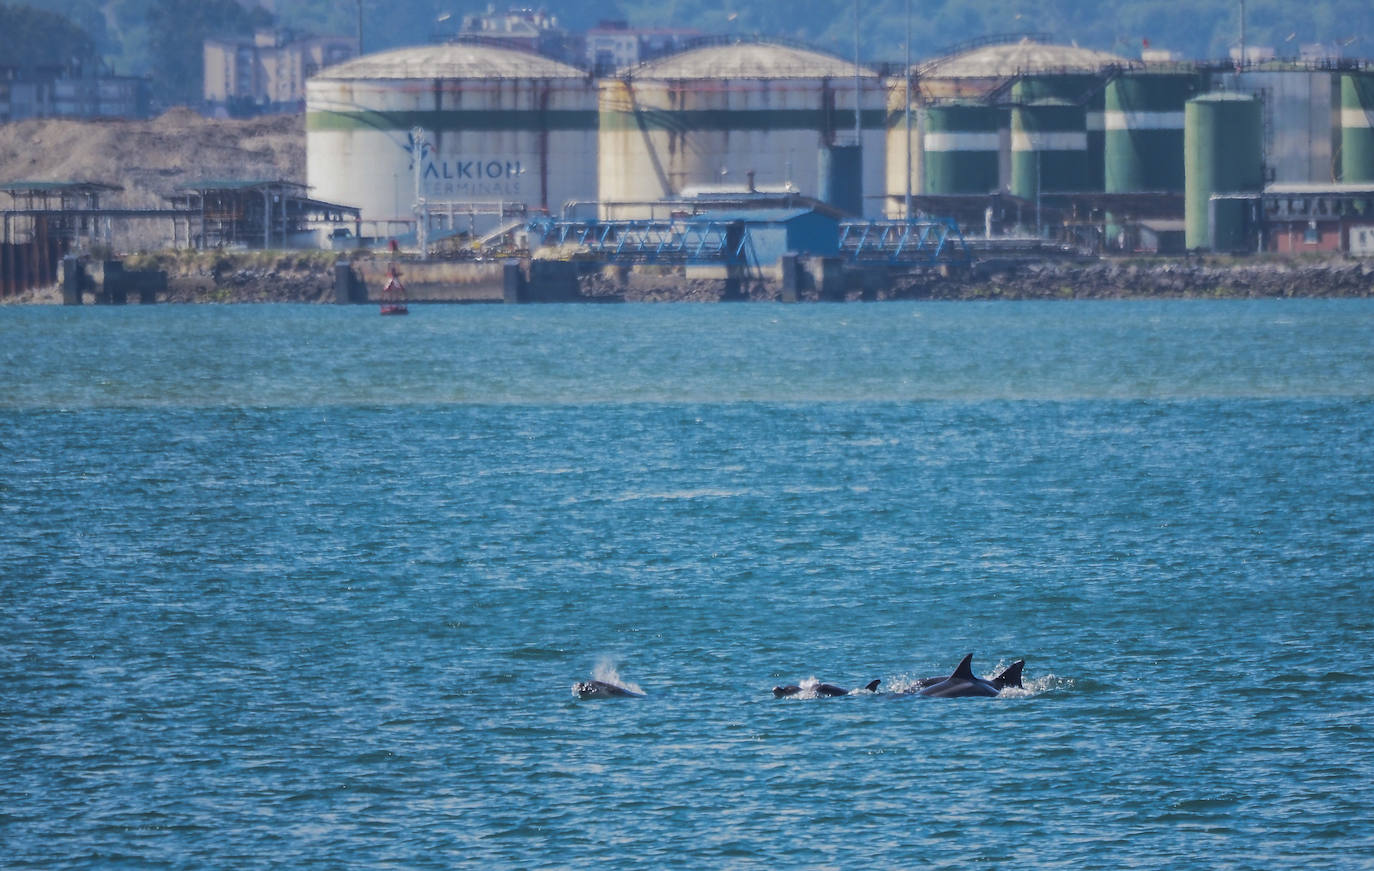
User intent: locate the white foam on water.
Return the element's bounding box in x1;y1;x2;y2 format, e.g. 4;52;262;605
884;675;927;695
994;673;1067;699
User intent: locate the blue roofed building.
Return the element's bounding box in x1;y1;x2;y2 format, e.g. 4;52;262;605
687;207;839;266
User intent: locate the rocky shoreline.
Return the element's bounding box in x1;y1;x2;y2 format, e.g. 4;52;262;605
589;257;1374;302
4;253;1373;304
899;258;1374;301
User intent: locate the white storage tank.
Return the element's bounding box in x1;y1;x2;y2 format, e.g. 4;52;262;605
306;43;598;227
598;40;888;218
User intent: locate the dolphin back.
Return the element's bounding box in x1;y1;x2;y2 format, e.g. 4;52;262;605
917;654;1000;698
574;679;645;699
993;660;1025;689
950;653;977;681
775;678;881;697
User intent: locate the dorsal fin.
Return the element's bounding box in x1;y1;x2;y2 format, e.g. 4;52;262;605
994;660;1025;689
951;654;975;681
864;679;881;692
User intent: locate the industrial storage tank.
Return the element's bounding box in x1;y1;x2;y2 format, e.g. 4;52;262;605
306;43;598;227
1010;74;1103;200
1220;68;1335;183
1340;71;1374;182
884;77;923;215
1185;92;1263;250
1103;73;1201;192
598;40;888;217
920;104;1005;195
904;38;1133;202
1085;87;1105;193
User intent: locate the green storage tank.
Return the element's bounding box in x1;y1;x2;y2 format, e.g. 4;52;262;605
1010;75;1099;200
923;104;1004;195
1085;87;1106;191
1011;101;1089;199
1105;73;1199;192
1184;93;1263;250
1340;72;1374;183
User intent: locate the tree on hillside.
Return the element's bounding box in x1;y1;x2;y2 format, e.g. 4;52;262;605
0;3;98;71
146;0;271;106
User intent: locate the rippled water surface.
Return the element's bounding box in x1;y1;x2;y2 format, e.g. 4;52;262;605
2;301;1373;868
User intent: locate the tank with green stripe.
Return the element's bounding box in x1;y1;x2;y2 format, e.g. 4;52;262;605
1011;101;1088;199
1010;76;1099;199
1104;73;1199;193
1340;72;1374;183
1085;86;1105;192
922;103;1004;195
1184;93;1263;250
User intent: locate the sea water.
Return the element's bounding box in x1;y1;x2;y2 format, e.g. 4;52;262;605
1;300;1372;869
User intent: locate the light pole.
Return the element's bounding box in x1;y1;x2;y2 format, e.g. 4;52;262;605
1238;0;1246;70
904;0;912;220
412;127;428;258
853;0;862;144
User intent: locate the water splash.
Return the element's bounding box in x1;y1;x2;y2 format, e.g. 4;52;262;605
590;658;643;695
777;676;822;699
997;673;1070;698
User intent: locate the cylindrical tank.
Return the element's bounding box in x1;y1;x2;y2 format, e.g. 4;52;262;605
1011;101;1087;199
1085;86;1105;192
884;75;923;217
1010;75;1098;200
818;144;864;215
1340;72;1374;183
911;40;1134;206
1185;93;1263;250
598;41;888;218
1104;74;1198;192
922;103;1004;195
306;43;598;226
1220;69;1334;184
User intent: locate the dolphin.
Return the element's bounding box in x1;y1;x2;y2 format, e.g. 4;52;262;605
908;656;1024;694
773;679;881;698
572;679;646;700
992;659;1024;690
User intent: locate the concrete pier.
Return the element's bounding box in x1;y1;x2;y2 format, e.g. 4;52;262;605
58;257;165;305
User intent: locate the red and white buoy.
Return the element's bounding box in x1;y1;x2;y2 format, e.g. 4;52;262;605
379;263;408;315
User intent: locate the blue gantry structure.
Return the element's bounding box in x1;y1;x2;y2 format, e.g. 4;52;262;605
526;216;759;266
523;208;971;270
838;218;971;265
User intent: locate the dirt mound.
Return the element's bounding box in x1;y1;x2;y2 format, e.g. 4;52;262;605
0;109;304;209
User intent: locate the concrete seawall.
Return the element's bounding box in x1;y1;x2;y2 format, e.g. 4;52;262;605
353;260;507;303
6;252;1373;304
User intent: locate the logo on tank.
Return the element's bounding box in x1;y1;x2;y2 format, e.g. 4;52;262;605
422;157;526;197
424;159;525;181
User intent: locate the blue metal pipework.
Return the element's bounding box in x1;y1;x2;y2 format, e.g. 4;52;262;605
525;217;968;268
838;218;971;266
525;218;760;269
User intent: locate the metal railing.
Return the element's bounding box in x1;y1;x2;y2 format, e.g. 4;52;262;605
838;219;972;265
526;217;760;268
